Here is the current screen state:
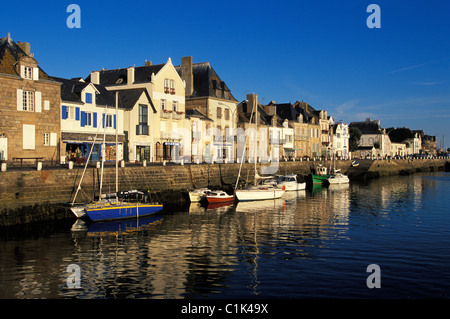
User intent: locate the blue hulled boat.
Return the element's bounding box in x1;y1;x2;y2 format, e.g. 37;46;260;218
83;201;163;222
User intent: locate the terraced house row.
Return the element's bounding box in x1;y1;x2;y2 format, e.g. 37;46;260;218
0;34;436;167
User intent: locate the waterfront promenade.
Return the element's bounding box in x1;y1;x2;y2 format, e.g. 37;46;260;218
0;158;448;226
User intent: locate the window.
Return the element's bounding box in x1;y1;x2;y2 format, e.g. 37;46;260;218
85;93;92;104
137;104;148;135
161;99;167;111
44;133;50;146
164;78;169;93
170;80;175;94
67;106;76;119
106;114;113;128
224;108;230;121
22;91;34;111
173;101;178;112
217;107;221;119
85;112;92;126
24;67;33;79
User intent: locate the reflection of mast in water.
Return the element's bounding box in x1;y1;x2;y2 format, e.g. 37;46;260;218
235;199;286;296
247;211;260;296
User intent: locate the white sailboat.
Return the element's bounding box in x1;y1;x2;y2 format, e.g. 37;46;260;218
70;92;163;221
234;95;285;201
326;152;349;185
326;169;349;184
277;174;306;191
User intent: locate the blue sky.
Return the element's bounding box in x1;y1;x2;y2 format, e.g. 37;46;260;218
2;0;449;149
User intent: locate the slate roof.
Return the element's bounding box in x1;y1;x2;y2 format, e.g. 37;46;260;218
174;62;238;102
109;88;157;113
0;35;50;79
237;100;271;126
386;127;414;143
51;76;115;107
185;108;214;122
349;120;383;134
275;103;299;121
85;64;165;86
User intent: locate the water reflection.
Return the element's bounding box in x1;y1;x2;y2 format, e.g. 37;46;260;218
1;173;449;298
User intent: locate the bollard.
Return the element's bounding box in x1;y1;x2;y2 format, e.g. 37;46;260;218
143;160;147;167
37;162;42;171
68;161;74;169
1;163;6;172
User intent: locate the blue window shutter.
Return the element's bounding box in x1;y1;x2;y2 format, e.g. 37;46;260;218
93;112;97;128
102;113;105;128
75;107;80;121
114;115;116;129
62;105;67;119
86;93;92;104
80;111;86;127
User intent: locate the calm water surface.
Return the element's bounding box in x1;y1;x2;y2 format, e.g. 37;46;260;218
1;172;449;299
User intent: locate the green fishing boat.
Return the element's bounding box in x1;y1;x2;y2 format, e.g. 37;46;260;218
311;164;328;184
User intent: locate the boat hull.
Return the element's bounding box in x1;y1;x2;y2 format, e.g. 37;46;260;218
235;188;285;201
327;175;349;184
189;188;211;202
206;196;234;204
84;203;163;222
278;181;306;191
311;174;328;184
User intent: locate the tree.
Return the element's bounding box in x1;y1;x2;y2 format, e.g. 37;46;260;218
349;127;362;152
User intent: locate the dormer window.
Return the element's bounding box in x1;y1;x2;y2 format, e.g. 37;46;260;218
85;93;92;104
19;64;38;80
23;66;32;79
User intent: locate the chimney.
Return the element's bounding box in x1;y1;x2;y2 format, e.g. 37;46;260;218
17;41;31;56
127;66;135;85
91;70;100;85
246;93;258;114
145;60;152;66
181;56;193;96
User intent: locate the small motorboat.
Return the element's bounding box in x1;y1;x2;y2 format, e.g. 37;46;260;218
277;174;306;191
206;190;234;204
351;160;360;167
188;188;211;202
326;170;350;184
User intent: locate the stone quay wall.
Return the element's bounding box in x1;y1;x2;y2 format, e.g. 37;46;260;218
0;159;448;226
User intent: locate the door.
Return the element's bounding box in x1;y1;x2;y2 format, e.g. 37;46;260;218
0;135;7;161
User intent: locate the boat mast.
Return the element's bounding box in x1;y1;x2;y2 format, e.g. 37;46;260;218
99;110;107;200
115;91;119;202
254;94;258;186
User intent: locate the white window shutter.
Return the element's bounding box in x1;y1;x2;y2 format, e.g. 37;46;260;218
35;91;42;112
50;133;57;146
33;67;39;81
23;124;35;150
20;65;25;78
44;100;50;111
17;89;23;111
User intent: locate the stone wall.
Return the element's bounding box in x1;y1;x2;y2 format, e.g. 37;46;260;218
0;159;447;226
0;73;62;163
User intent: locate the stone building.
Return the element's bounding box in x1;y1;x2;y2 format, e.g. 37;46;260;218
52;76;125;164
87;58;189;163
0;34;61;165
349;118;391;158
176;57;238;162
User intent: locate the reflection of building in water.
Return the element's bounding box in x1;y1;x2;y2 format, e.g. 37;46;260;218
327;184;350;226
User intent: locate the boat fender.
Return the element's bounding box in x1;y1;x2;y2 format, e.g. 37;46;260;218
282;185;286;191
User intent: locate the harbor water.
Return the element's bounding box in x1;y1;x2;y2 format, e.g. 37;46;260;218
0;172;449;299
